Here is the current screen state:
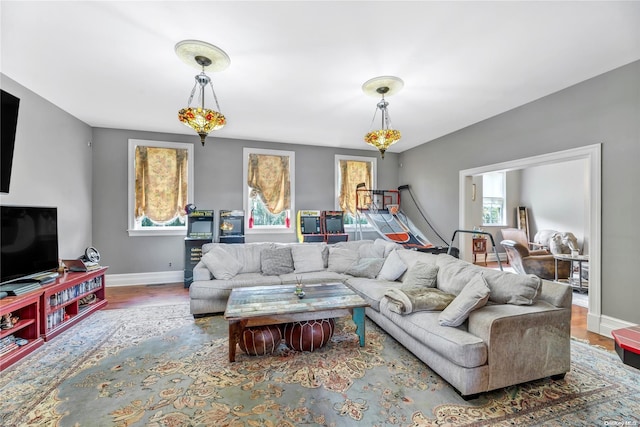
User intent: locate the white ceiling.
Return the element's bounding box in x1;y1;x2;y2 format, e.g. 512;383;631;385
2;1;639;154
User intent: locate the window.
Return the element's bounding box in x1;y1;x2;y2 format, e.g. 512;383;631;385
127;139;194;236
335;155;377;227
482;171;506;226
243;147;295;233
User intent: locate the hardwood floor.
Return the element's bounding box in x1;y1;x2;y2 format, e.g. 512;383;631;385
104;278;615;352
105;282;189;310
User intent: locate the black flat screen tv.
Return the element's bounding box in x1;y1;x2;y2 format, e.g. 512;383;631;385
1;206;59;284
1;90;20;194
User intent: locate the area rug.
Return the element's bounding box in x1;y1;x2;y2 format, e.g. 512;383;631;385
1;303;639;427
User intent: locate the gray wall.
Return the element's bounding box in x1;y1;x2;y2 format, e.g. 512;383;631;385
0;74;93;260
91;128;399;274
521;159;588;251
399;60;640;324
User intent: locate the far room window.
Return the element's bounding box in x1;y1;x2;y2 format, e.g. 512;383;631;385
482;171;506;226
335;155;377;227
243;147;295;233
127;139;194;236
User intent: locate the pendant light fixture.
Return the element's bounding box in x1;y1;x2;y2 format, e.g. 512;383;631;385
175;40;230;146
362;76;404;158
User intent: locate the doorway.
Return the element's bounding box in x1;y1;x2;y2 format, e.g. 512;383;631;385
458;144;601;334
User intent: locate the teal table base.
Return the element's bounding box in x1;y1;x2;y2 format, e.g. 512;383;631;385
352;307;366;346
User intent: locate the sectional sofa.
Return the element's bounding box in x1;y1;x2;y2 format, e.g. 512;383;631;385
189;239;572;398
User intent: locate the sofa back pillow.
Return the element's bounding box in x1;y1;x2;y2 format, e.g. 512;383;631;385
482;270;542;305
374;238;400;258
327;247;359;273
203;242;274;274
435;254;479;295
201;247;243;279
438;273;490;327
238;243;275;273
396;249;439;270
436;254;541;305
358;242;386;259
291;244;326;273
345;257;385;279
401;261;439;288
261;246;294;275
332;240;375;252
377;249;407;281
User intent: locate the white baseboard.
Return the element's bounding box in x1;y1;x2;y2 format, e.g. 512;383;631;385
106;271;183;287
485;252;508;263
592;313;636;339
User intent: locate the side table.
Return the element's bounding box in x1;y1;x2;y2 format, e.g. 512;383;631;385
472;238;487;265
553;253;589;292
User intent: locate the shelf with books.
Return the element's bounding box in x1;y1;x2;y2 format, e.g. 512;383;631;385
0;290;44;371
40;267;108;341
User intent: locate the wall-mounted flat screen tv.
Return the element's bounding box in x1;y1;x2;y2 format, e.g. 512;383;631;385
1;206;59;284
1;89;20;194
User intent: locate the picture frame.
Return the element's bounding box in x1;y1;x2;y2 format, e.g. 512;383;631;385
517;206;530;241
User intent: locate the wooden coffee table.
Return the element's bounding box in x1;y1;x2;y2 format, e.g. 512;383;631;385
223;282;369;362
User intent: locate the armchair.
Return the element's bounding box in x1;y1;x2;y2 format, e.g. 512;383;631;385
501;240;570;280
500;228;549;255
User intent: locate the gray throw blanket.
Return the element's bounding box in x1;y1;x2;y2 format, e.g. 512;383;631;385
384;287;455;315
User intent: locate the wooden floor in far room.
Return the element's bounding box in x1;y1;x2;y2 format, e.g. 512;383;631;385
104;279;614;352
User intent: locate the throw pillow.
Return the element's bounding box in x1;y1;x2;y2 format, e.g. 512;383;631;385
402;262;439;288
482;270;542;305
261;247;294;275
438;274;490;327
374;238;400;258
327;247;359;273
291;244;325;273
345;257;385;279
377;249;407;281
201;247;242;280
358;242;386;259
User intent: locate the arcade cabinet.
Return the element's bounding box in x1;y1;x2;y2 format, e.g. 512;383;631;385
296;210;324;243
219;210;245;244
321;211;349;243
184;210;214;288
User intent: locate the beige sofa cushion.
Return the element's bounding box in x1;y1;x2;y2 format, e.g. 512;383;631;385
347;277;399;311
201;247;242;279
436;254;540;305
377;249;407;281
345;257;385;279
358;242;386;259
439;274;490;327
482;270;542;305
402;262;438;288
261;246;294;275
189;273;280;299
203;242;274;274
327;247;359;273
291;244;325;273
279;271;347;285
379;298;488;368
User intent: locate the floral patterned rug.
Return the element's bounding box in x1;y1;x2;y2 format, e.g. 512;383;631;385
1;303;639;426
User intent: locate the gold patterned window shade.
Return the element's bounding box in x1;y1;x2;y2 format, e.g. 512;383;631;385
339;160;372;216
135;146;188;226
247;153;291;215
